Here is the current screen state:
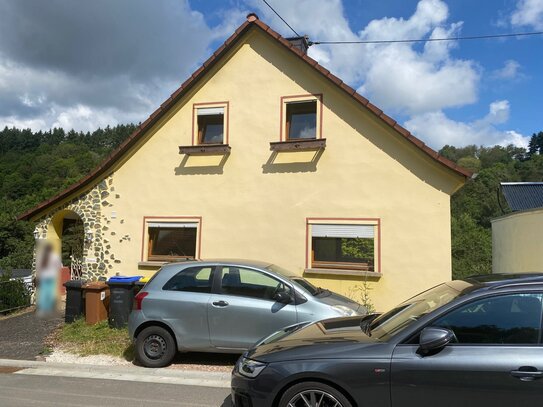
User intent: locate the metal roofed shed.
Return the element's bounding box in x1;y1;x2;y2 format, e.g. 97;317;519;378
501;182;543;212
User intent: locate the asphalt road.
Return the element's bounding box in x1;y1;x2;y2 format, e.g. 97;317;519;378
0;310;61;360
0;373;232;406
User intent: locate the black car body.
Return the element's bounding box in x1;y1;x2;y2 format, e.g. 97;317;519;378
231;274;543;407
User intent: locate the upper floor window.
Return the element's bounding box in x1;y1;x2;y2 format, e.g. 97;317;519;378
286;100;317;140
280;94;323;142
197;107;224;144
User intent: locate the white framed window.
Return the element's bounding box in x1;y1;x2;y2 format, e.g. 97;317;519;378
193;102;229;145
280;94;322;141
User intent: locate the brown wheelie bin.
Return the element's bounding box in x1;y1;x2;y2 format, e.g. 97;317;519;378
82;281;110;325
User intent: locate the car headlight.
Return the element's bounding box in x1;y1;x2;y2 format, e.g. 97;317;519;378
331;305;358;316
237;357;267;378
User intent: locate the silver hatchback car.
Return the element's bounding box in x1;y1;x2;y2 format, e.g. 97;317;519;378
129;259;366;367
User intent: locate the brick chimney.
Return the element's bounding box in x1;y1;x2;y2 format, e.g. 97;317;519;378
286;36;310;54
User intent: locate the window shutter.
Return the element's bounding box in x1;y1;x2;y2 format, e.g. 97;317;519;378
148;222;198;228
197;107;224;116
311;224;374;238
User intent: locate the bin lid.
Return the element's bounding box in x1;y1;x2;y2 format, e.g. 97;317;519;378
108;276;143;284
83;281;108;290
139;276;151;283
64;279;86;288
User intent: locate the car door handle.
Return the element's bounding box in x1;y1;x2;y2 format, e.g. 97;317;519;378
212;300;229;307
511;367;543;381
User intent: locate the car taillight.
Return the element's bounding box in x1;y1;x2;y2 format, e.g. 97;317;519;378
134;291;149;310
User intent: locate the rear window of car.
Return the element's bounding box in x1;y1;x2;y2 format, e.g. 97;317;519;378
163;266;213;293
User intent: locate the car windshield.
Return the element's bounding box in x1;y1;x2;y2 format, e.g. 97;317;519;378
290;278;320;296
368;281;474;341
266;264;320;296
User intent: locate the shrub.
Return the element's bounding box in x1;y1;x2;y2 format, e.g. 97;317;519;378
0;273;31;313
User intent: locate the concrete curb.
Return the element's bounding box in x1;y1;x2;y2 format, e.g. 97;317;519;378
0;358;231;388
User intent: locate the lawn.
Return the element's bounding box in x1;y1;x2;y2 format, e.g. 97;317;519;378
56;319;134;360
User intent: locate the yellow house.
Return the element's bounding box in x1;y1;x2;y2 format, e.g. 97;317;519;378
492;182;543;274
20;14;471;311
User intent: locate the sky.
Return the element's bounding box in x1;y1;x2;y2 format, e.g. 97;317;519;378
0;0;541;149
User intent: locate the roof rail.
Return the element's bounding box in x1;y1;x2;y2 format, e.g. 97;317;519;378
489;281;543;290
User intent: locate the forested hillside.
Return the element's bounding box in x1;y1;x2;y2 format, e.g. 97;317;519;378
0;125;137;270
444;132;543;278
1;125;542;278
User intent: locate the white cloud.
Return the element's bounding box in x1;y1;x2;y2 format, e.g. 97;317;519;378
0;0;228;131
511;0;543;29
356;1;480;115
252;0;480;115
491;60;521;79
0;0;527;149
404;100;528;148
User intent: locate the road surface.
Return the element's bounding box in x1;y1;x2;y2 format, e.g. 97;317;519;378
0;373;232;406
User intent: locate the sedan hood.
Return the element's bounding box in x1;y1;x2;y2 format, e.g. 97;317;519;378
246;316;381;363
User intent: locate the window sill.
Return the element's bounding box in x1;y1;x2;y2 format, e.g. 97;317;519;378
179;144;231;155
304;268;381;278
138;261;167;267
270;138;326;152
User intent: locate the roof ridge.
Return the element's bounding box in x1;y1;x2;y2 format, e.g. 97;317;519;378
18;13;472;221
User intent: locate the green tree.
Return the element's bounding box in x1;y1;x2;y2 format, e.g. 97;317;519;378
527;131;543;157
451;214;492;279
0;124;136;269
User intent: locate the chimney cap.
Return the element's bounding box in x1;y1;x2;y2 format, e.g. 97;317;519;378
246;13;259;22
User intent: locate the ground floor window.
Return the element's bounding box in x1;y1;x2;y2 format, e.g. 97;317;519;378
144;218;201;262
308;221;380;273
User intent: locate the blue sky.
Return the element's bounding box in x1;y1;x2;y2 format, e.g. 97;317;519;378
0;0;541;148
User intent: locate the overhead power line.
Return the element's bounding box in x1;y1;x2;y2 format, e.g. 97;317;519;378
261;0;301;38
311;31;543;45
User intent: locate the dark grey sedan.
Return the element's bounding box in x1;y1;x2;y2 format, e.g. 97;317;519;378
232;273;543;407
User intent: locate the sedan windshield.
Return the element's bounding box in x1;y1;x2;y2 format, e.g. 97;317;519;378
368;281;474;341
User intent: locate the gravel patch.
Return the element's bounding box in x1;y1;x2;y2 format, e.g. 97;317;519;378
45;348;237;372
46;349;132;366
166;352;238;373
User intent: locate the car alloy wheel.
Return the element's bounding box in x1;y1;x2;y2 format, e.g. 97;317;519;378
287;389;344;407
143;334;167;360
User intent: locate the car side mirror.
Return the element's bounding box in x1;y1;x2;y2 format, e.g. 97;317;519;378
419;327;455;353
274;291;292;304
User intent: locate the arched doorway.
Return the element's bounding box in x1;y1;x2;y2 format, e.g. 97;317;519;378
46;210;84;281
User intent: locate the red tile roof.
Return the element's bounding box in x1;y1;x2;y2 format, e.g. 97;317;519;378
18;13;472;221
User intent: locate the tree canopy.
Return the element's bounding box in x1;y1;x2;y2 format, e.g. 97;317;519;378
0;124;136;271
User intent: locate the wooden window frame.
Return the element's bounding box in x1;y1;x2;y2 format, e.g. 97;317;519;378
280;94;323;142
140;216;202;263
305;217;381;275
192;102;229;146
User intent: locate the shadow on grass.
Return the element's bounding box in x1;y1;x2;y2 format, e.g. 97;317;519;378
122;343;135;362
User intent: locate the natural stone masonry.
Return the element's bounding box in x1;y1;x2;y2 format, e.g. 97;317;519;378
32;175;122;280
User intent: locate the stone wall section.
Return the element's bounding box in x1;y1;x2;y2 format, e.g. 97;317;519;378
32;175;120;280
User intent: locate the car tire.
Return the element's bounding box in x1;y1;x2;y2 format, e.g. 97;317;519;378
278;381;353;407
135;326;177;368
